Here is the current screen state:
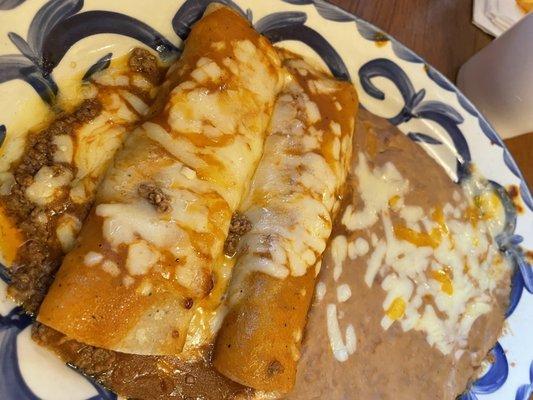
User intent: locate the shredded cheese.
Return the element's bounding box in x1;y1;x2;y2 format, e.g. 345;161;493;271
338;152;511;356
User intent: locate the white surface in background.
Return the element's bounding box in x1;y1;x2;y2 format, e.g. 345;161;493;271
458;13;533;139
473;0;526;36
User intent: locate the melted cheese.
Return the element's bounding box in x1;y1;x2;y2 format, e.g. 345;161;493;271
182;255;235;359
73;117;126;183
96;202;181;251
101;259;120;277
347;237;369;260
84;251;103;266
336;283;352;303
231;67;352;280
53;135;74;164
326;303;356;362
55;214;82;252
25;166;73;206
341;152;511;356
126;241;159;276
331;235;348;281
92;38;283;300
315;281;327;303
118;90;149;116
342;157;408;231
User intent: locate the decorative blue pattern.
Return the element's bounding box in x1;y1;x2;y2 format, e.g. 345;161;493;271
460;343;509;400
0;309;37;400
82;53;112;82
0;0;531;399
407;132;443;145
359;58;471;180
0;0;178;104
0;0;26;10
255;12;350;80
172;0;250;39
515;362;533;400
0;125;5;147
313;0;354;22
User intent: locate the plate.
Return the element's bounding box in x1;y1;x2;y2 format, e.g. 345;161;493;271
0;0;531;399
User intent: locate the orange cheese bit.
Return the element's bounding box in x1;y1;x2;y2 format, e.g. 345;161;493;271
430;266;453;296
465;205;481;227
0;206;23;267
386;297;406;320
475;192;500;220
431;207;449;235
393;224;439;248
388;195;401;208
517;0;533;12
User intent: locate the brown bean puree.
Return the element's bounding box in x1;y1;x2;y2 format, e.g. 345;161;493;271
32;109;510;399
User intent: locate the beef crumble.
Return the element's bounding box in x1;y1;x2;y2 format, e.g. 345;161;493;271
4;99;102;313
224;213;252;256
32;323;252;400
138;182;172;213
129;48;161;84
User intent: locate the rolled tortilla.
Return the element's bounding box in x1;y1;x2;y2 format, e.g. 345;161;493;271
38;5;284;356
0;48;162;313
213;54;358;392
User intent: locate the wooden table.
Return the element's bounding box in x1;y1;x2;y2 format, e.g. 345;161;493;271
328;0;532;188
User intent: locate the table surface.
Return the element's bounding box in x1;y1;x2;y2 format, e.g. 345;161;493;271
328;0;532;188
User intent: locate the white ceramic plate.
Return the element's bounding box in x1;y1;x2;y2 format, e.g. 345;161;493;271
0;1;531;399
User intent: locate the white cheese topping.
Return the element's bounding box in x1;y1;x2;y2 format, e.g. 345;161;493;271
340;152;511;356
84;251;104;266
92;38;284;300
336;283;352;303
345;323;357;355
342;157;408;231
53;135;74;164
55;214;82;252
315;281;327;302
118;90;149;116
126;241;159;276
25;166;73;206
102;260;120;277
122;275;135;287
96;202;181;251
326;303;356;362
347;237;369;260
331;235;348;281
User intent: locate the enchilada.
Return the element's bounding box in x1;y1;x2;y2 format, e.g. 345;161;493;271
213;53;358;393
37;4;285;356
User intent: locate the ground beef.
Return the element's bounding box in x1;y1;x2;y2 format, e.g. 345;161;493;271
32;324;251;400
138;182;171;213
129;48;160;84
2;99;102;313
267;359;285;376
71;98;102;122
224;213;252;256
